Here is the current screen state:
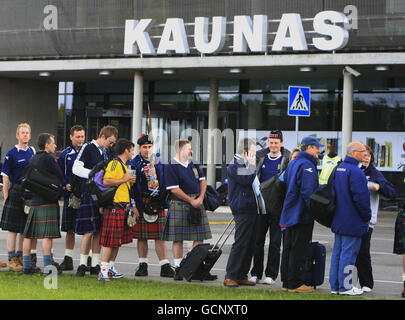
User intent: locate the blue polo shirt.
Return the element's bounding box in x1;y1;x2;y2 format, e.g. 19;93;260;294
1;145;35;184
260;154;282;182
165;158;205;195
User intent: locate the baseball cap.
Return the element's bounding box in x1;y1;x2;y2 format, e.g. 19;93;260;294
301;136;325;148
269;130;283;141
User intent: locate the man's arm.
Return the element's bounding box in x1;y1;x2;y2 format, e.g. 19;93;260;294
2;175;9;201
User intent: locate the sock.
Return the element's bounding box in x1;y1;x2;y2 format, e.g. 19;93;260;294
22;255;31;270
139;258;148;264
65;249;73;258
16;251;23;258
80;254;88;266
89;250;93;258
109;261;115;270
31;249;37;255
91;253;100;267
174;258;182;268
159;259;170;266
8;251;16;261
402;273;405;282
43;254;52;269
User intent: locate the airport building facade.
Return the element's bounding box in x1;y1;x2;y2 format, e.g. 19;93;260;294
1;0;405;193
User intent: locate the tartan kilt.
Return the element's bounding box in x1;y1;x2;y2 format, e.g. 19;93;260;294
23;204;61;239
132;200;166;240
0;186;27;233
162;198;212;242
61;196;78;232
74;193;101;235
100;205;133;248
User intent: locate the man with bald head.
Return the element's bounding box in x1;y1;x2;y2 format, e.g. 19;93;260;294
329;142;371;296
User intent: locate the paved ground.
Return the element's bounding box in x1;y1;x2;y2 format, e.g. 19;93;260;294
0;198;404;300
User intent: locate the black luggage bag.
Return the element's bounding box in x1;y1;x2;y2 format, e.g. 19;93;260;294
179;217;235;281
303;241;326;288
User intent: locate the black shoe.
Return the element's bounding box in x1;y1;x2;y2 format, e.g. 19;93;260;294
135;262;148;277
76;264;87;277
191;272;218;281
23;267;40;276
52;261;63;275
160;263;175;278
203;272;218;281
90;264;100;275
174;267;183;281
86;256;92;272
60;256;74;271
402;282;405;298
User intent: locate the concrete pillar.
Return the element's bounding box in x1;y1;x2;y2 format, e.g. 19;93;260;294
341;69;354;156
0;78;58;154
206;78;219;187
132;71;143;143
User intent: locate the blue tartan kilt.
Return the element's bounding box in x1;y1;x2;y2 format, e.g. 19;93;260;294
162;197;212;242
61;197;78;232
0;186;27;233
74;193;101;235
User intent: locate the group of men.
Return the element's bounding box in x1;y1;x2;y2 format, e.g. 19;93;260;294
0;123;213;281
0;122;390;295
225;130;378;296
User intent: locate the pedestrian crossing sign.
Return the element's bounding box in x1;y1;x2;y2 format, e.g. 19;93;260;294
288;86;311;117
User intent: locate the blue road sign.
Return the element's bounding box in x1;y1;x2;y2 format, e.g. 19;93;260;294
288;86;311;117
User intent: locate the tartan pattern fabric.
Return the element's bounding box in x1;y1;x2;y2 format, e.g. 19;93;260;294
100;205;133;248
61;200;78;232
132;198;166;240
393;208;405;254
74;192;101;235
162;198;212;242
0;186;27;233
23;204;61;239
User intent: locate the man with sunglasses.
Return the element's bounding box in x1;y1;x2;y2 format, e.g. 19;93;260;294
72;125;118;277
329;142;371;296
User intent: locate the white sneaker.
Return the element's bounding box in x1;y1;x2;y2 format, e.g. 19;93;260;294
262;277;275;285
331;291;338;295
340;287;363;296
362;286;372;293
249;276;259;284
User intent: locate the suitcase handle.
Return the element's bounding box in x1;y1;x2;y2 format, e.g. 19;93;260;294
212;217;235;252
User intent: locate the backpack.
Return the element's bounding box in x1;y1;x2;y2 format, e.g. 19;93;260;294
260;173;287;221
85;159;127;207
308;165;339;228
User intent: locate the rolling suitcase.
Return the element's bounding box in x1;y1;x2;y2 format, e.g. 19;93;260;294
179;217;235;282
303;241;326;288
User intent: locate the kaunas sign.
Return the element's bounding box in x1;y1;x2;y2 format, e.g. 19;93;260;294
124;11;350;56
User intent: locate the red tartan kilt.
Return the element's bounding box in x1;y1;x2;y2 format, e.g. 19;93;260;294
100;206;133;248
131;208;166;240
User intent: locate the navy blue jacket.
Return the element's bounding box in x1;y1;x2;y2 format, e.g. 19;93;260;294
363;164;395;199
280;151;319;227
331;156;371;237
227;155;258;215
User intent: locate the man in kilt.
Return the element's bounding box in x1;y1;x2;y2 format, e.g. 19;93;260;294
130;134;174;278
57;125;85;270
72;125;118;276
163;139;215;281
22;133;63;275
98;138;136;281
1;123;37;272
